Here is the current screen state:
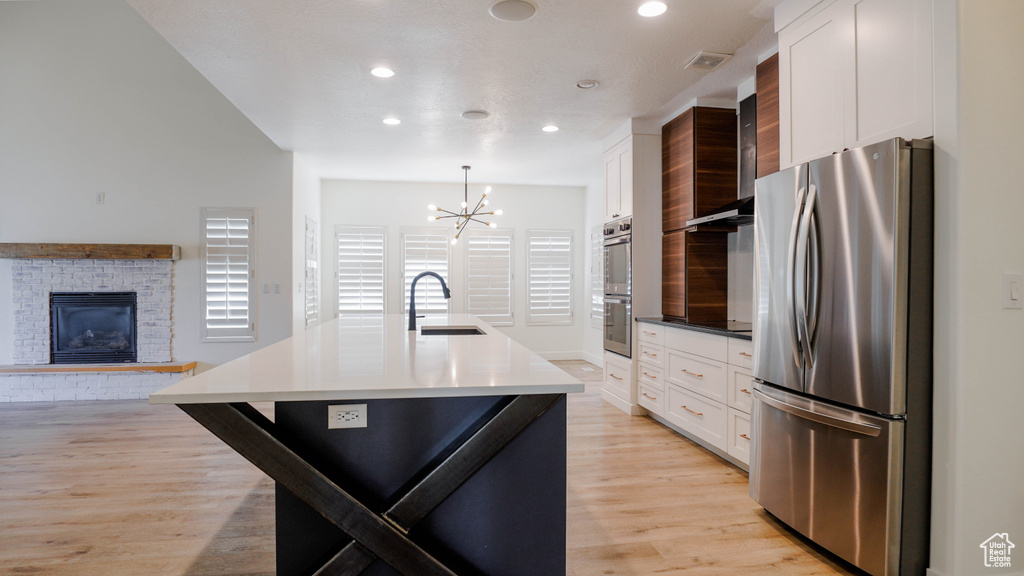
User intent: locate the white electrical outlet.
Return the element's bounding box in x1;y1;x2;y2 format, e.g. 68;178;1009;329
328;404;367;429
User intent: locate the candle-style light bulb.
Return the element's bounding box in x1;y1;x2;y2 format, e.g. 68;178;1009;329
483;199;489;206
461;201;468;209
427;216;436;222
428;204;437;211
494;209;503;215
451;237;459;245
485;186;492;193
488;222;497;228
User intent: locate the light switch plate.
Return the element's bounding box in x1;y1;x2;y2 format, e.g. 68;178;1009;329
1003;273;1023;309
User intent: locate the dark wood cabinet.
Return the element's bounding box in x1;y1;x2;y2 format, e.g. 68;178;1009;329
661;106;736;320
756;53;780;178
662;230;728;322
662;107;738;233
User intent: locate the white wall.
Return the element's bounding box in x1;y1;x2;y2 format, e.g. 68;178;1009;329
929;1;1024;574
320;179;588;358
582;169;607;365
0;1;294;370
292;155;322;335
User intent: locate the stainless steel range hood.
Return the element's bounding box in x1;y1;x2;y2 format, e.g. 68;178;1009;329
685;196;754;227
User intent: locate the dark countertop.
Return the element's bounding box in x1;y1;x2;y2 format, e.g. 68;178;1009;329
636;317;753;341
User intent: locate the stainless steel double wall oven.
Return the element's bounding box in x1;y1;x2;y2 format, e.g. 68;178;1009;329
603;217;632;357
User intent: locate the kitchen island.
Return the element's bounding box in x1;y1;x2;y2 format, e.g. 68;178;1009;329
150;314;583;576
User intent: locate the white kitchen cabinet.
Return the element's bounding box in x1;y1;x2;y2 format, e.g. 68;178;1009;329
636;320;753;470
778;0;933;167
604;138;633;221
602;352;635;414
727;408;752;465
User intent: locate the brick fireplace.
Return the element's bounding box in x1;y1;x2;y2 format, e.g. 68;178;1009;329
0;244;191;402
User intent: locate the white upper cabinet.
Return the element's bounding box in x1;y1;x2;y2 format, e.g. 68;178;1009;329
604;138;633;221
778;0;933;167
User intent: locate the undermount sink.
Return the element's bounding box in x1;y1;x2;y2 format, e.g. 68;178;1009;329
420;325;486;336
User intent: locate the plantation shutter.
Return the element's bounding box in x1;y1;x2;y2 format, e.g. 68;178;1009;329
402;229;450;315
527;230;574;325
591;228;603;327
336;226;386;315
201;208;255;341
465;230;513;325
304;218;319;325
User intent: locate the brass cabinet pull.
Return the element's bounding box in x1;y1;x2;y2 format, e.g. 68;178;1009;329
644;351;658;357
644;331;657;337
680;369;703;378
609;373;623;381
681;405;703;416
739;433;750;441
739;352;752;358
642;372;657;379
739;388;751;395
642;393;658;401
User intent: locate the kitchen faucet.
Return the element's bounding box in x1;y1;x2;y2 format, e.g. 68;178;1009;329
408;271;451;331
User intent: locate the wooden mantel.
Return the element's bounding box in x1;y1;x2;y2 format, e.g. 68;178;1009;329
0;243;181;260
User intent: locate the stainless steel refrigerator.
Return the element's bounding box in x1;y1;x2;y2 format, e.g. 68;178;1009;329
749;138;933;576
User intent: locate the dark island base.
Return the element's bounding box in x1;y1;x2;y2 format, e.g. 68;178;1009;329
274;395;568;576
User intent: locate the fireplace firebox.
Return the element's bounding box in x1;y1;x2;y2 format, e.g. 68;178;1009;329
50;292;137;364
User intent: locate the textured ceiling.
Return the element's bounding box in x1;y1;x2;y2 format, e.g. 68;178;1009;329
127;0;779;186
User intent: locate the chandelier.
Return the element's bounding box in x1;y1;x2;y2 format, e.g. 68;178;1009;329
427;166;502;245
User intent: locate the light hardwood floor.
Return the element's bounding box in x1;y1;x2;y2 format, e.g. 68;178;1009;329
0;360;859;576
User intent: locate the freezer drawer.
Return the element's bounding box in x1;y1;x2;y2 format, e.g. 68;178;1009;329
749;383;904;576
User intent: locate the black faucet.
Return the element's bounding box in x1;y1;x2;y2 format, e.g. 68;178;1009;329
408;271;451;331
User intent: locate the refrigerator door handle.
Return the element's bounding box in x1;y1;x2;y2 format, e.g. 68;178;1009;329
786;186;807;370
806;208;821;341
795;183;818;368
753;388;882;437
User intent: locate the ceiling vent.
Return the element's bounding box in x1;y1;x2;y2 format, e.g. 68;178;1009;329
684;51;733;71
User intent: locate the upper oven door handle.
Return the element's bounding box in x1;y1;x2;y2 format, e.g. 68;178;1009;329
603;236;631;247
604;296;630;304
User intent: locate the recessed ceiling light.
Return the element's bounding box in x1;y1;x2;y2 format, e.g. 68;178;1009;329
576;80;599;90
371;67;395;78
489;0;538;22
638;1;667;17
383;118;401;125
542;125;559;132
461;110;491;120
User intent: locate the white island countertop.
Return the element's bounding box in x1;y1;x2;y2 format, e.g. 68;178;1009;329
150;315;583;404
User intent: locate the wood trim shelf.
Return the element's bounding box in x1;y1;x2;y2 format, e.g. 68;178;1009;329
0;362;196;375
0;243;181;260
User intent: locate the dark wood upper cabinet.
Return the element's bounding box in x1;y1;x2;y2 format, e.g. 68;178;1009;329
662;107;738;233
756;53;781;178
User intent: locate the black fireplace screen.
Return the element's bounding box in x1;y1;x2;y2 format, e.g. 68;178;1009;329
50;292;137;364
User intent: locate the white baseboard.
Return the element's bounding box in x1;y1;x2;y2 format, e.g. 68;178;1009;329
580;351;603;366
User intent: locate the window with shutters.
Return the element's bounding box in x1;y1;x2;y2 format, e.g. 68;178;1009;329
526;230;574;325
201;208;256;342
336;226;386;315
305;217;319;326
463;229;513;326
590;227;603;328
401;228;451;315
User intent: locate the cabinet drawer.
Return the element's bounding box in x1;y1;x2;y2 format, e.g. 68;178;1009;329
637;323;666;346
638;383;664;415
603;356;633;402
667;351;727;403
728;366;755;414
665;328;728;363
727;408;752;466
637;364;664;392
638;343;665;368
728;338;754;369
667;385;727;451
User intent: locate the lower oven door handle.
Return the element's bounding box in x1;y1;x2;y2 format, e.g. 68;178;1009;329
604;296;630;304
752;389;882;437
